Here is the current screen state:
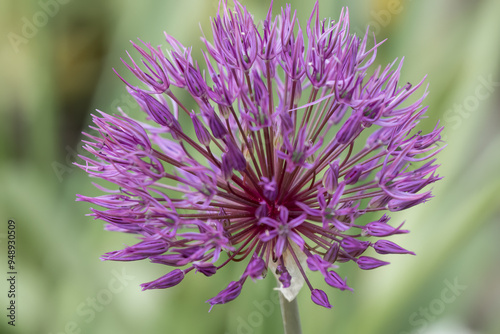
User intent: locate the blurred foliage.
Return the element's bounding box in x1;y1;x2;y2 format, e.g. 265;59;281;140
1;0;499;333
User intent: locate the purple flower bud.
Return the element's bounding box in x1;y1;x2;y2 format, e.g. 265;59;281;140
341;238;370;257
252;71;269;110
279;111;294;135
101;240;168;262
322;161;339;194
306;254;333;274
194;263;217;277
364;219;409;237
185;63;207;97
208;113;227;139
344;165;363;185
100;249;148;262
324;242;340;264
311;289;332;309
139;91;179;130
325;271;353;291
373;240;415;255
206;281;242;311
175;246;203;259
150;254;187;267
221;154;233;181
356;256;390;270
191;113;211;146
336;115;361;144
141;269;184;290
244;256;267;280
368;195;392;210
225;139;247;171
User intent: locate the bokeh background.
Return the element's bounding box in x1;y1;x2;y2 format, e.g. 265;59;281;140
1;0;499;333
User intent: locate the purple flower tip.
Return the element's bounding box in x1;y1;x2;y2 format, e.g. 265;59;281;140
306;254;334;274
311;289;332;309
206;281;242;312
356;256;390;270
373;240;416;255
363;218;409;237
244;256;267;281
191;113;211;146
325;271;353;292
194;263;217;277
322;161;339;194
141;269;184;290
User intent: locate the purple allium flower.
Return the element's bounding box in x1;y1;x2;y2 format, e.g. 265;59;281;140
77;0;443;310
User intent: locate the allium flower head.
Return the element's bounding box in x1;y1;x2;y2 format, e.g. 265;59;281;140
77;0;443;310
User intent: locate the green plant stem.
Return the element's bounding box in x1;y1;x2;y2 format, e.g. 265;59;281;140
279;292;302;334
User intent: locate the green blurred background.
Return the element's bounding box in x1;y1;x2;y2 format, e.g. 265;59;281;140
1;0;499;333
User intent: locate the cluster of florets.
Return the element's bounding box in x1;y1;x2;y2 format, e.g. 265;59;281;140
77;0;442;310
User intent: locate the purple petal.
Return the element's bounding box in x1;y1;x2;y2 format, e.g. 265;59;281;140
325;271;353;291
206;281;242;311
141;269;184;290
373;240;415;255
311;289;332;309
357;256;390;270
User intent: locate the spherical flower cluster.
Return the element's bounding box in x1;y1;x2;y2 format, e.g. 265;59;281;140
77;0;442;310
